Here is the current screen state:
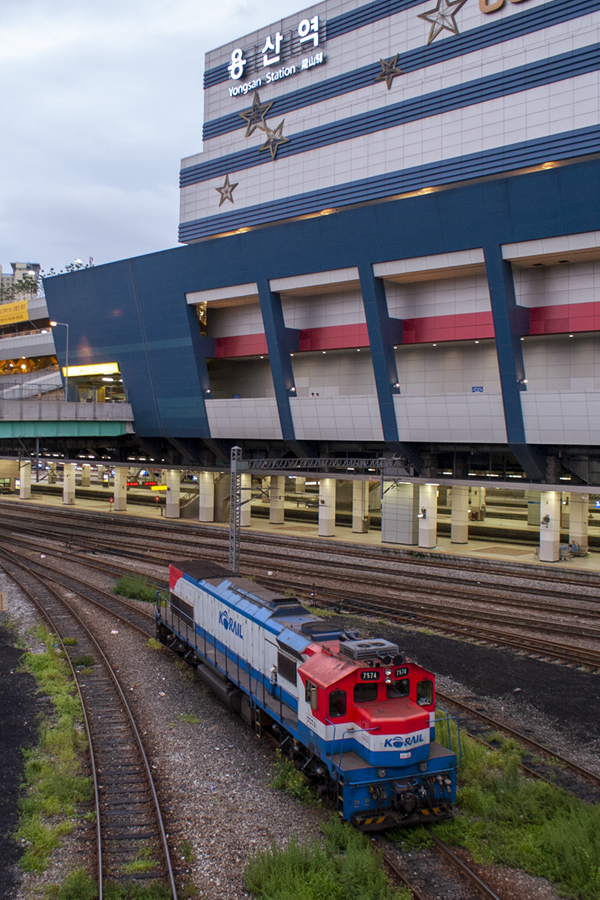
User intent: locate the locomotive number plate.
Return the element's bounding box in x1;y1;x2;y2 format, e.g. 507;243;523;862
360;670;380;681
394;666;409;678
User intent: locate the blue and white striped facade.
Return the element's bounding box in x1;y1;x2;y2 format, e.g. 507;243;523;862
180;0;599;242
42;0;600;487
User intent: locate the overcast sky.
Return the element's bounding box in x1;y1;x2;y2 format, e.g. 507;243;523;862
0;0;303;274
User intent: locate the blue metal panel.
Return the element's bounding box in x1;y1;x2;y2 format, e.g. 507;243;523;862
184;44;600;185
180;124;600;242
203;0;597;140
257;279;298;441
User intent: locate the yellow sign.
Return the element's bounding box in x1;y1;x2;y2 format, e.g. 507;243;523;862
480;0;529;11
0;300;29;326
65;362;120;377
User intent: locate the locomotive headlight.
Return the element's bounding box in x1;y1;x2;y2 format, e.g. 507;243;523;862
419;762;428;772
378;769;386;778
385;677;392;685
385;668;392;676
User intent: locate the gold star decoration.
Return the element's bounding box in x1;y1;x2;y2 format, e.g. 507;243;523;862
215;173;239;206
238;92;274;137
418;0;468;46
259;121;289;161
374;54;404;90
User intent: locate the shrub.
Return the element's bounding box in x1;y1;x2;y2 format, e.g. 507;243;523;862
113;575;159;604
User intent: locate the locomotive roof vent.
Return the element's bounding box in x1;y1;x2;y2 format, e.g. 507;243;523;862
339;638;400;661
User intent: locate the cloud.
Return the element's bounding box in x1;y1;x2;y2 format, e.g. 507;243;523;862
0;0;302;269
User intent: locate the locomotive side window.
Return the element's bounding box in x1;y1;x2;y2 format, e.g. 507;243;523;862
305;679;319;710
416;678;433;706
386;678;410;699
277;652;297;686
354;683;378;703
329;690;347;718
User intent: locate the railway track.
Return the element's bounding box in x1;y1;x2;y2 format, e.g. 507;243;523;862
0;548;178;898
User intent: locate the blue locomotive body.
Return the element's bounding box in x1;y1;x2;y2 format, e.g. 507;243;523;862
156;559;458;829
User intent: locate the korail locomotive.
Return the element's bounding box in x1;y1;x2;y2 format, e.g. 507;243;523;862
156;559;457;830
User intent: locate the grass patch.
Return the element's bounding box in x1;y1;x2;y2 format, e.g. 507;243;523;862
146;638;163;651
434;724;600;899
178;713;201;725
305;605;344;619
270;751;317;806
180;838;195;863
62;638;78;646
246;814;410;900
16;627;92;872
113;575;159;604
70;654;95;668
121;848;157;875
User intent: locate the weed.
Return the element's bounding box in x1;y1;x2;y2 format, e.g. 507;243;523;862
417;627;437;636
432;730;600;900
174;658;196;682
180;839;195;863
45;869;97;899
178;713;201;725
62;638;78;646
305;605;344;619
114;575;159;604
70;654;95;668
146;638;162;651
245;815;410;900
121;848;157;875
103;882;172;899
15;628;92;872
270;752;317;805
388;825;433;851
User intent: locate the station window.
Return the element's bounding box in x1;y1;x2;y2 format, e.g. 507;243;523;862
386;678;410;700
354;683;378;703
329;689;347;718
305;679;319;710
416;679;433;706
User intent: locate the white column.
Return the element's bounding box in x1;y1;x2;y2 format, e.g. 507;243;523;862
526;490;541;526
165;469;180;519
97;465;105;486
240;473;252;526
381;482;418;545
270;476;285;524
352;480;370;533
418;484;438;549
539;491;560;562
19;460;31;500
450;485;469;543
63;464;75;505
113;467;128;511
470;486;486;521
569;493;589;552
318;478;336;537
198;472;215;523
81;464;91;487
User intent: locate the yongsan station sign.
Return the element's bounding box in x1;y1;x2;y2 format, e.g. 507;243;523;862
225;0;534;99
227;14;324;97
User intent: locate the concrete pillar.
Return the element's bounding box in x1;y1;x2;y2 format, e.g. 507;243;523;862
97;465;105;486
539;491;560;562
569;493;589;552
81;464;91;487
293;476;305;494
450;485;469;544
418;484;438;549
381;482;418;545
270;476;285;525
352;480;370;533
165;469;180;519
526;490;541;526
113;467;128;511
198;472;215;523
261;477;270;504
160;469;168;486
19;460;31;500
240;473;252;526
318;478;336;537
49;463;58;485
63;464;75;505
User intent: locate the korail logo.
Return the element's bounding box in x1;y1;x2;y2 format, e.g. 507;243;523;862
384;734;424;749
219;610;243;639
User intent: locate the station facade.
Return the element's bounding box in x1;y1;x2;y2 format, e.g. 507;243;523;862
39;0;600;559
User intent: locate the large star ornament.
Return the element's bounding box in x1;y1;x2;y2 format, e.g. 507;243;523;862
215;173;239;206
238;92;274;137
374;54;404;90
259;121;289;160
418;0;468;46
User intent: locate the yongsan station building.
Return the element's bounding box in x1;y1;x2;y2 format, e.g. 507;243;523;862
37;0;600;560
